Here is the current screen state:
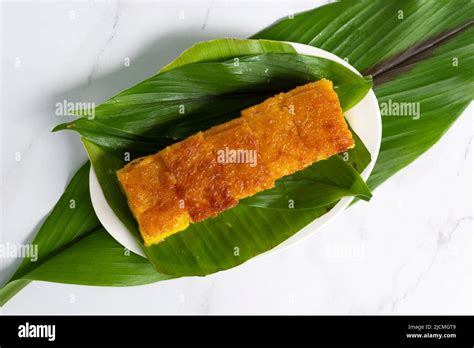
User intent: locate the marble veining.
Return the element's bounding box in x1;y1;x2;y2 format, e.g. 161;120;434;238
87;2;122;85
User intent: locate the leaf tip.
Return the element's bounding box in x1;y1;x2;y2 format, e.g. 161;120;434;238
52;122;75;132
358;191;373;202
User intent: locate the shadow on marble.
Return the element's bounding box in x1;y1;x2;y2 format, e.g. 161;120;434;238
48;29;245;113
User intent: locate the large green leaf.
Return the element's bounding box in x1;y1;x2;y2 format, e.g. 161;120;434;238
2;230;170;301
253;0;474;189
54;53;371;152
0;164;169;306
160;38;296;72
0;163;100;305
2;0;473;304
241;155;372;209
368;26;474;188
253;0;473;73
53;39;296;153
18;230;171;286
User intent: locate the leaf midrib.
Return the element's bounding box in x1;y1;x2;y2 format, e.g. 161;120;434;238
366;19;474;84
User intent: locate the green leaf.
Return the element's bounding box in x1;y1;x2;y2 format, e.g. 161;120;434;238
160;38;296;72
145;201;331;276
53;39;296;153
253;0;473;73
369;26;474;189
241;155;372;209
341;126;372;174
0;162;100;305
21;229;171;286
0;281;30;307
0;163;170;306
10;163;100;278
253;0;474;189
2;230;170;298
54;53;372;153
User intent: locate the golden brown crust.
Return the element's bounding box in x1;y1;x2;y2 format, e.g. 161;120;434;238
283;80;355;160
242;96;312;180
116;154;191;246
160;133;237;222
204;120;274;199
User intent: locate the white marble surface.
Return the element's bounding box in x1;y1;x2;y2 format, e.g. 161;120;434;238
0;0;472;314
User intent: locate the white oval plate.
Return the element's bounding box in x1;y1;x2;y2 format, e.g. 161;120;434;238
89;42;382;258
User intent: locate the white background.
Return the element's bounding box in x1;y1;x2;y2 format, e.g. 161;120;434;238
1;0;472;314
